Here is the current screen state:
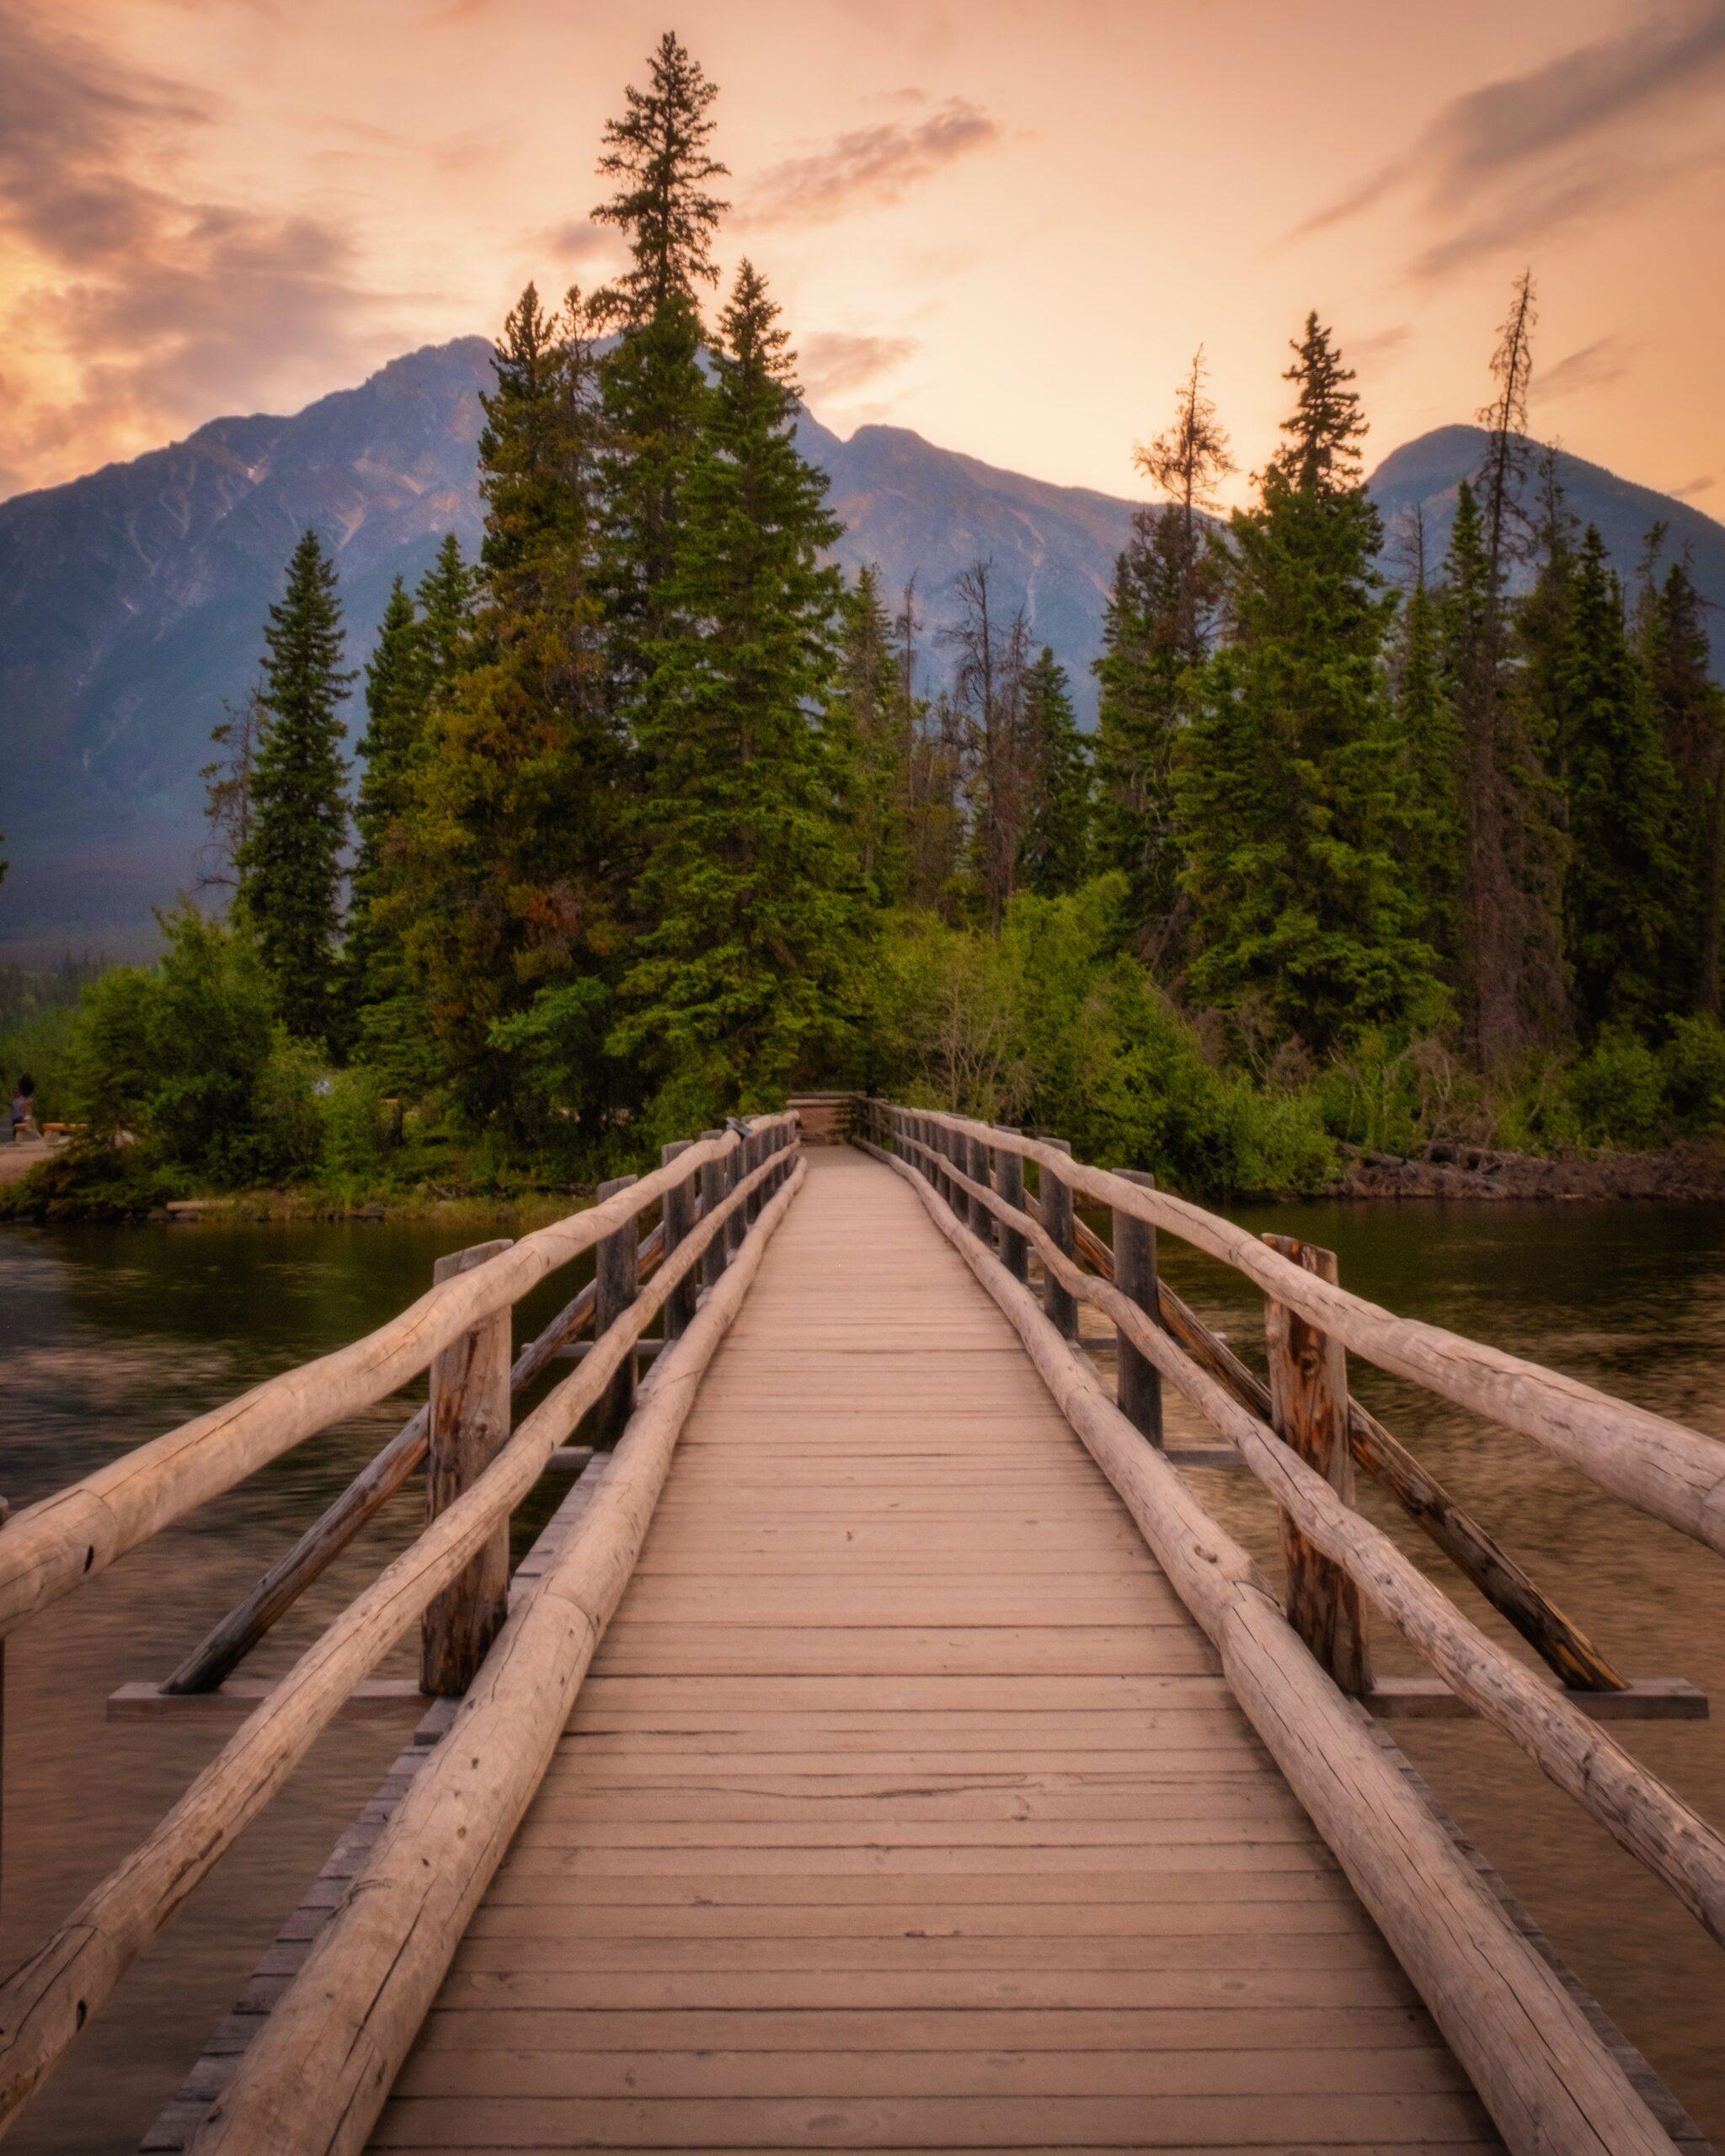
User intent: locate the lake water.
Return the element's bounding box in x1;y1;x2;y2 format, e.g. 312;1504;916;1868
2;1198;1723;2151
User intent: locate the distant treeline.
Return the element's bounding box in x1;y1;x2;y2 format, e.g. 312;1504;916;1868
13;36;1725;1210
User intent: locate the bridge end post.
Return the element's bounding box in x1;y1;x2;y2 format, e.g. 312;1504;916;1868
1263;1235;1371;1696
1039;1137;1079;1339
421;1239;515;1697
1114;1170;1164;1447
595;1177;640;1445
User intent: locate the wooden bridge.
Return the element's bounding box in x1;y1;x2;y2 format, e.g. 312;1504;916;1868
1;1104;1723;2153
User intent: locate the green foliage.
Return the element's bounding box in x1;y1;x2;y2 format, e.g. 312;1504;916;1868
614;260;857;1137
1660;1016;1725;1130
865;878;1335;1196
236;530;355;1046
1180;316;1439;1050
72;909;320;1187
1017;648;1092;898
316;1065;391;1198
1566;1029;1666;1149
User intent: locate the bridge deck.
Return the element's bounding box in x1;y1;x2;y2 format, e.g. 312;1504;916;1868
369;1148;1500;2153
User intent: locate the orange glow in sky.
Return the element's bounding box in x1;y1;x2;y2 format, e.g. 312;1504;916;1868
3;0;1723;509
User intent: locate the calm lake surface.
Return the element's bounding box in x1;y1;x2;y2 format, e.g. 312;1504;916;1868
3;1198;1723;2151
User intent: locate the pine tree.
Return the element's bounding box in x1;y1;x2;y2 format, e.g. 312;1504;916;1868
1095;352;1232;961
1554;526;1680;1033
1388;523;1464;969
235;530;354;1044
1017;648;1092;897
1637;543;1725;1013
835;565;912;905
347;578;426;1035
614;260;852;1128
415;532;475;684
1179;315;1437;1050
594;33;729;701
398;287;625;1135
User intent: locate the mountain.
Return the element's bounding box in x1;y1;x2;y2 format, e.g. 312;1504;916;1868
1369;425;1725;607
2;342;1722;962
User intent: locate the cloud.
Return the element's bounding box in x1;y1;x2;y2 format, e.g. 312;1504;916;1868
1671;474;1717;499
1292;2;1725;275
746;99;1000;226
1347;323;1413;364
798;331;918;403
0;3;388;496
542;218;614;264
1538;334;1632;404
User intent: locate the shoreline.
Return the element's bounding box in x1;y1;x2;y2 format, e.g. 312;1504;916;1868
1328;1138;1725;1202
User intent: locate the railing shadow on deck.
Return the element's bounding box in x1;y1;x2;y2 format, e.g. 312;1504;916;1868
853;1097;1724;2156
0;1113;803;2148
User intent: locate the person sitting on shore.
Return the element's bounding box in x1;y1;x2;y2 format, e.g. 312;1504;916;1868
9;1073;39;1143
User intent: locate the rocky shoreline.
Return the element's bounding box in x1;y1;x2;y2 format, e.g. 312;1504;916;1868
1331;1139;1725;1201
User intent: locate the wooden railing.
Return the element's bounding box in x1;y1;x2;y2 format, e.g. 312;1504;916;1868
856;1099;1723;2156
0;1114;803;2139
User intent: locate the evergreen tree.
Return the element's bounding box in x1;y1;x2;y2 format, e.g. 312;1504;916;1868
898;584;964;912
1095;353;1231;960
614;260;852;1128
835;565;912;905
1637;545;1725;1013
1556;526;1680;1034
235;530;354;1044
1179;315;1437;1049
594;33;729;700
399;286;626;1137
1017;648;1092;897
1387;519;1463;969
415;532;475;684
347;578;427;1041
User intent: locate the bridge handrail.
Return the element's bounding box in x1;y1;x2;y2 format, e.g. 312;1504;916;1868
861;1102;1712;2156
0;1116;802;2135
0;1113;795;1637
879;1109;1725;1950
898;1105;1725;1559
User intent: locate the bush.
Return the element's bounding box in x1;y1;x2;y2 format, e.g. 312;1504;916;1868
1662;1016;1725;1133
1566;1029;1666;1149
318;1065;389;1194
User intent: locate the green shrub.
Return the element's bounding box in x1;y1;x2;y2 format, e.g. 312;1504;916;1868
1661;1016;1725;1132
1566;1030;1666;1149
318;1065;389;1193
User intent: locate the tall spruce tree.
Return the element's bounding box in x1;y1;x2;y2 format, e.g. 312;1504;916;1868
1095;354;1231;960
1179;314;1437;1049
347;576;425;1028
1555;526;1680;1034
235;529;354;1044
1017;648;1092;897
1388;516;1464;970
594;33;729;701
835;565;912;905
399;286;625;1135
615;260;852;1127
1637;546;1725;1014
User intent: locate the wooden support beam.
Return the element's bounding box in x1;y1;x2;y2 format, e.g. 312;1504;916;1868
1365;1677;1706;1722
698;1132;727;1290
1039;1136;1078;1341
594;1177;638;1446
1114;1169;1163;1447
965;1129;993;1247
995;1128;1028;1283
1262;1235;1371;1699
420;1240;513;1700
109;1679;430;1722
660;1140;697;1339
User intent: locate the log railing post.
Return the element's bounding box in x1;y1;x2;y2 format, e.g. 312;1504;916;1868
744;1126;765;1227
1263;1234;1370;1696
420;1240;514;1697
1114;1169;1164;1446
699;1133;727;1290
594;1176;639;1446
660;1141;697;1340
724;1134;748;1257
995;1129;1028;1283
965;1128;993;1246
1039;1136;1078;1339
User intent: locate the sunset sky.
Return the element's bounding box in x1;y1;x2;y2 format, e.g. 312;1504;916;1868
3;0;1722;510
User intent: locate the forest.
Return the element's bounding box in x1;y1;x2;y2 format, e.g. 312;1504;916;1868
6;30;1725;1215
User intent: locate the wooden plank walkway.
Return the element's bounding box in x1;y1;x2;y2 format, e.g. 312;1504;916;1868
369;1148;1501;2154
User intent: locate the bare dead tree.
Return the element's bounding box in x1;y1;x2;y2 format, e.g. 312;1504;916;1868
196;686;266;896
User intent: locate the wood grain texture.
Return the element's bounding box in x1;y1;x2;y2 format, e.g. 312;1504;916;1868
421;1240;514;1698
355;1150;1507;2156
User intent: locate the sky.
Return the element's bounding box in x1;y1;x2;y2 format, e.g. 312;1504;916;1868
2;0;1723;510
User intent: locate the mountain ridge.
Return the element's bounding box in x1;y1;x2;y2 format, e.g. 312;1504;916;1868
3;338;1722;962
